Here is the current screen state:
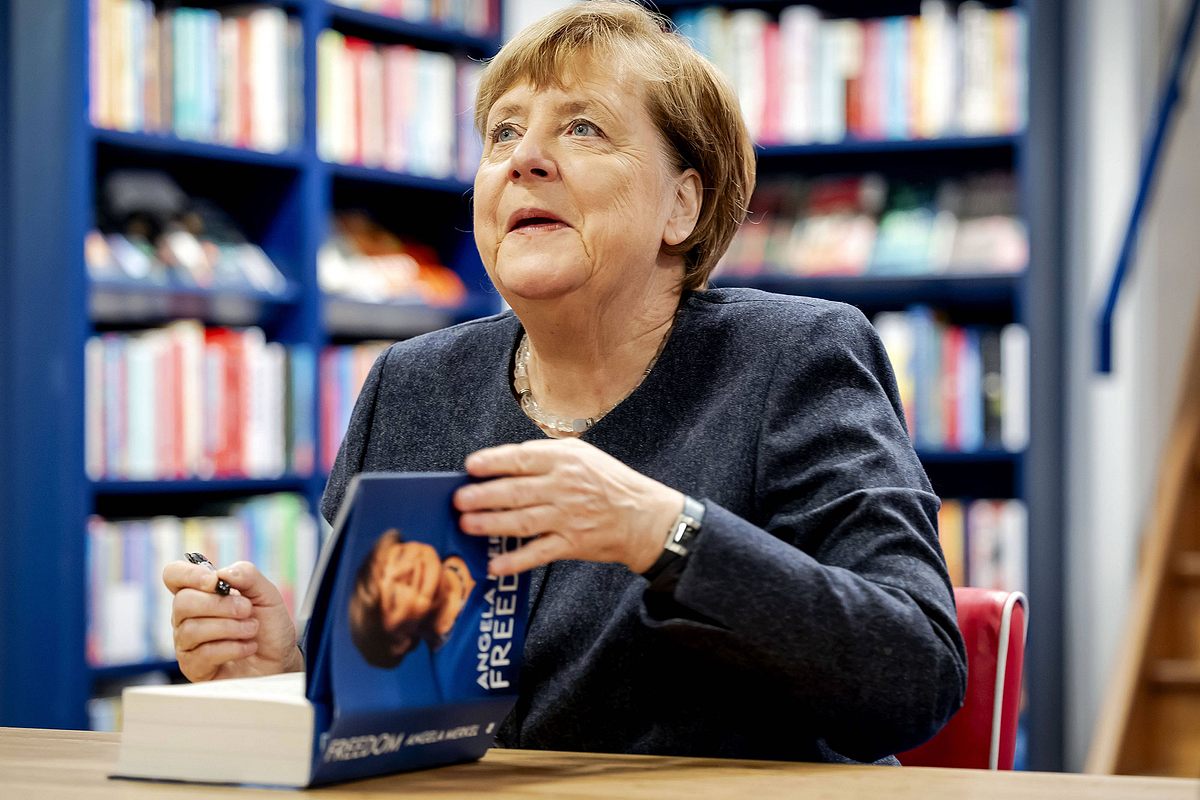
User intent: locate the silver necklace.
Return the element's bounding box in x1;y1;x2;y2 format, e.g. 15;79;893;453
513;325;671;436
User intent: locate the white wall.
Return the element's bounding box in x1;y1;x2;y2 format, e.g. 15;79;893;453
1064;0;1200;771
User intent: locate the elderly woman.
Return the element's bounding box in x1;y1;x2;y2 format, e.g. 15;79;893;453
164;0;965;765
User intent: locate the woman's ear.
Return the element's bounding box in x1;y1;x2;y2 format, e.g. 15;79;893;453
663;168;702;247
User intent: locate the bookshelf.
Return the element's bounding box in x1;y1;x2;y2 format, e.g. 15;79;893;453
675;0;1064;771
1;0;502;731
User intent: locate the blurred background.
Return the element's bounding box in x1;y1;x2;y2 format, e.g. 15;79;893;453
1;0;1198;778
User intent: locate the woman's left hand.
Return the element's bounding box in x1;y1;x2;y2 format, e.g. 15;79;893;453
454;439;683;576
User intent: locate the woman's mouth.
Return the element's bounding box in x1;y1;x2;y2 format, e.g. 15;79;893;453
506;209;570;234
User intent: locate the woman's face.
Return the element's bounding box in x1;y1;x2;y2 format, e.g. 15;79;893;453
473;63;692;304
375;539;441;646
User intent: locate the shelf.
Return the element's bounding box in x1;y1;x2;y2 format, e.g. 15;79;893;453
90;127;306;170
655;0;1020;13
757;134;1020;158
323;293;500;339
916;448;1023;465
324;3;499;53
713;272;1022;309
327;161;474;194
92;477;314;496
89;279;300;327
91;660;179;682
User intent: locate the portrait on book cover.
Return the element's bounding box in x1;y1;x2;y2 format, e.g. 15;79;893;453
347;528;478;669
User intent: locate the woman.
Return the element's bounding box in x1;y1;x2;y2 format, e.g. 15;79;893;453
164;0;965;764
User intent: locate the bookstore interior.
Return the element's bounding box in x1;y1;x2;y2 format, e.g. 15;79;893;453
1;0;1199;786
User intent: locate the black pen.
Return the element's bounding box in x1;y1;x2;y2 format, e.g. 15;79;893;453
185;552;232;596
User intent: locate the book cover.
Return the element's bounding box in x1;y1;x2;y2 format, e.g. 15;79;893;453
115;472;527;787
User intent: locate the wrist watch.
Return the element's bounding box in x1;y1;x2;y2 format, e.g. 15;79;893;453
642;495;705;581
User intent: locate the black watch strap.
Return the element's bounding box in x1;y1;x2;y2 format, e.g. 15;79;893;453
642;495;704;583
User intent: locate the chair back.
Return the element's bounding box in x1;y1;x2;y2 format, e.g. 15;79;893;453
899;587;1027;769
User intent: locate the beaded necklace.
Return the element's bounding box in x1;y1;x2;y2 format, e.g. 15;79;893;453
512;323;672;436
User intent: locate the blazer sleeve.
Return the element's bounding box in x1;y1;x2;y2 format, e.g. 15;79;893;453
640;304;967;762
320;347;388;525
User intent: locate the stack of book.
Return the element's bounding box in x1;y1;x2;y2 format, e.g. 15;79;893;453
331;0;500;38
317;31;482;181
319;211;467;307
85;322;317;481
86;493;318;668
717;172;1026;277
89;1;303;152
873;310;1028;453
320;342;390;472
938;497;1027;594
675;1;1026;144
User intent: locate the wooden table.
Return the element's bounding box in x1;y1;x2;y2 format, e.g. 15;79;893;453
1;727;1196;799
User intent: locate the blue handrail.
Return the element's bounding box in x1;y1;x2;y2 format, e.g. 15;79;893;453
1097;0;1200;373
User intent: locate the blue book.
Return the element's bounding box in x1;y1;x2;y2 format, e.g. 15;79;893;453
883;17;908;140
113;472;529;787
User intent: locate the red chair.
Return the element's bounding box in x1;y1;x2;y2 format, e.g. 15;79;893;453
899;588;1028;770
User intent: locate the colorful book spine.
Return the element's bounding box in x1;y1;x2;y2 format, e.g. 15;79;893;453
870;311;1029;454
328;0;497;38
937;497;1027;594
86;494;319;667
85;323;315;480
673;3;1027;145
318;342;390;472
317;32;469;179
88;1;303;152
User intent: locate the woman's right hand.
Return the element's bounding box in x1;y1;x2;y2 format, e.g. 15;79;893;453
163;560;304;682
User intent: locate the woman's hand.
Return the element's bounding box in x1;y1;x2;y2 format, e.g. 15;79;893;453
163;560;304;682
455;439;684;575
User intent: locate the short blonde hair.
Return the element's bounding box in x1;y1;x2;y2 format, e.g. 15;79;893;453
474;0;756;290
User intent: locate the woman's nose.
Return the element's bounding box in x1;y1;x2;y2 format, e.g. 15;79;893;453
508;134;558;182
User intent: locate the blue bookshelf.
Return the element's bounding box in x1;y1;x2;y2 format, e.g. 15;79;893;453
92;477;315;495
713;273;1022;309
90;126;308;169
1;0;1065;771
1;0;503;733
327;161;475;193
326;2;500;53
757;133;1019;158
91;660;181;681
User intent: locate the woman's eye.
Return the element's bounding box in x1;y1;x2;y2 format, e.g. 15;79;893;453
493;125;517;143
570;121;598;137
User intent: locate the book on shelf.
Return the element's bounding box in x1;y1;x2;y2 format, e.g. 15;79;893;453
89;1;303;152
330;0;500;39
114;473;529;788
320;342;390;473
937;497;1027;593
85;322;316;481
965;498;1027;594
317;31;470;181
674;1;1026;146
87;494;317;668
715;172;1024;278
871;309;1027;453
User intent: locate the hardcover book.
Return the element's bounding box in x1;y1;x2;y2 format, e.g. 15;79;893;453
113;472;528;787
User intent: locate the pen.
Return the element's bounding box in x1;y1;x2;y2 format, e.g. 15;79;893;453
185;552;232;596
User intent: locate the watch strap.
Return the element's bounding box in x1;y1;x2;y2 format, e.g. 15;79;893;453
642;495;704;582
